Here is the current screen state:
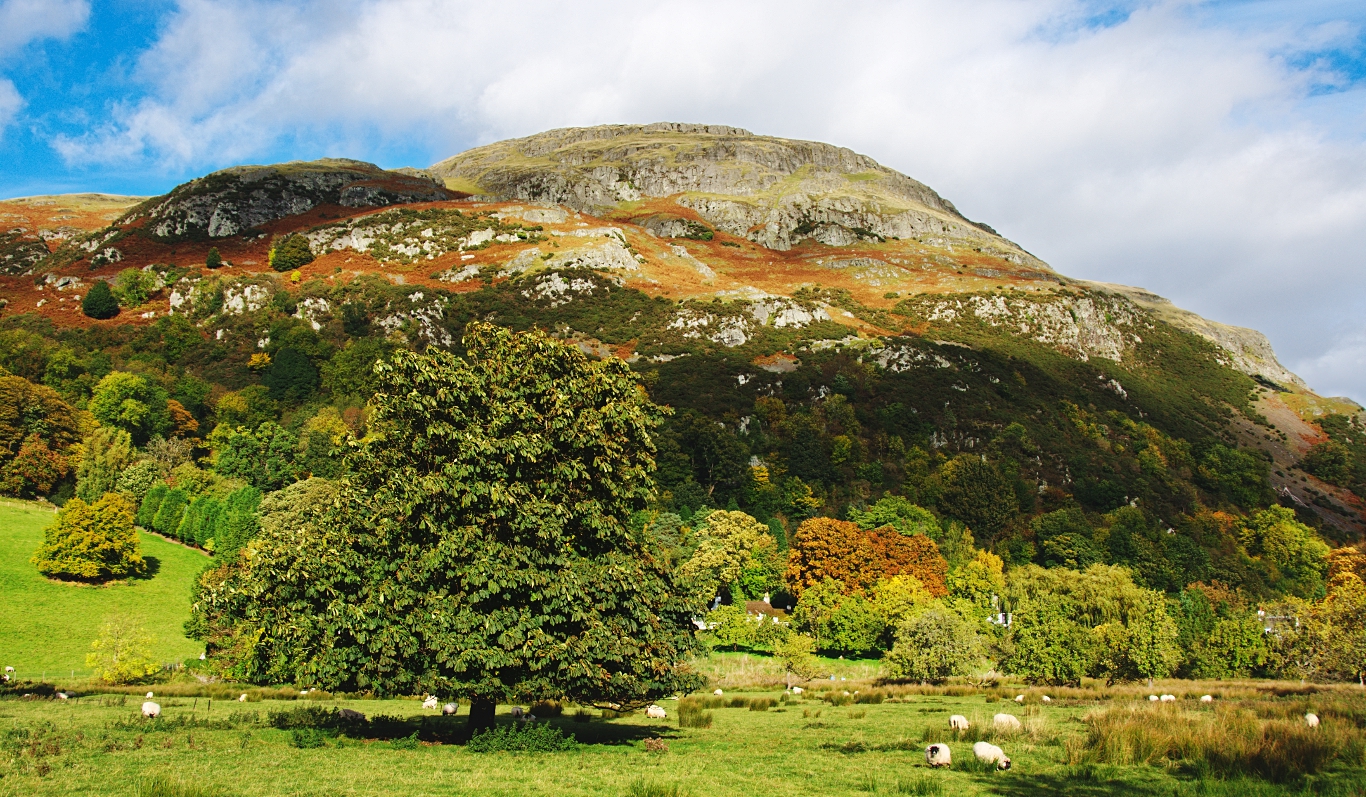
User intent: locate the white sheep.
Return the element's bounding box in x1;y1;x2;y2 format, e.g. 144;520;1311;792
1160;694;1177;703
1200;695;1213;703
646;705;667;719
422;696;439;710
3;666;13;673
924;743;952;767
949;715;970;730
791;686;803;695
510;706;527;718
714;689;724;697
146;692;155;699
142;701;161;718
56;692;69;700
442;703;458;716
1014;694;1025;703
993;713;1022;732
238;694;247;702
1306;713;1320;729
1148;695;1160;702
973;741;1012;770
1041;696;1052;703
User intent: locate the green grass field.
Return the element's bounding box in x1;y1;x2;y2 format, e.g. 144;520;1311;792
2;686;1365;797
0;500;207;678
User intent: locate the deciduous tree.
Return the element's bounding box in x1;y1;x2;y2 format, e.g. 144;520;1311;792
32;493;144;581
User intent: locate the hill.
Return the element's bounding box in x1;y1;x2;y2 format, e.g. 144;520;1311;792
0;122;1361;555
0;500;205;677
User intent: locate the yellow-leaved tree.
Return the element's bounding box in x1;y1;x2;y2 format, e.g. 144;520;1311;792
87;615;161;685
32;493;145;582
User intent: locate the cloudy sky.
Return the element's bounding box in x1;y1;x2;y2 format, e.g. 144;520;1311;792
2;0;1364;400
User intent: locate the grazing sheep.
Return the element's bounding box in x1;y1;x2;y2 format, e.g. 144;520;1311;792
339;708;366;722
1148;695;1160;702
3;666;13;673
1041;696;1052;703
422;696;439;710
142;701;161;718
442;703;458;716
2;674;9;682
299;689;310;695
1160;695;1177;703
1200;695;1213;703
56;692;68;700
714;689;724;697
924;743;952;767
646;705;667;719
973;741;1012;770
791;687;803;695
238;694;247;702
510;706;527;718
949;715;970;730
993;713;1022;732
1014;694;1025;703
146;692;155;699
1305;713;1320;729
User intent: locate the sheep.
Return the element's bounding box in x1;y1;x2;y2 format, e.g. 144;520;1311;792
924;743;952;767
339;708;366;722
1014;694;1025;703
973;741;1012;770
993;713;1022;732
646;705;667;719
714;689;724;697
949;715;970;730
238;694;247;702
1305;713;1320;729
146;692;155;699
1041;696;1052;703
510;706;527;718
791;687;803;695
1160;694;1177;703
422;696;439;710
442;703;458;716
56;692;69;700
1200;695;1213;703
1148;695;1160;702
142;701;161;718
3;666;13;673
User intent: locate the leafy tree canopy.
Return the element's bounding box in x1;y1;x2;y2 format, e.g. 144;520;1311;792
33;493;145;582
89;372;171;445
190;324;703;730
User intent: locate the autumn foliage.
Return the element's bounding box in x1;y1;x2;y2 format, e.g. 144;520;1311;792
785;517;948;597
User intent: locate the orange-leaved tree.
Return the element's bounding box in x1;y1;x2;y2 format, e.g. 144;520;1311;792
786;517;948;597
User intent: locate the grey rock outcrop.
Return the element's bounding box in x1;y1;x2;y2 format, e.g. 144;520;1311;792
122;159;454;241
430;123;1046;265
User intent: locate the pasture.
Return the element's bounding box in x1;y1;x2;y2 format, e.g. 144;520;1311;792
2;683;1365;796
0;500;207;677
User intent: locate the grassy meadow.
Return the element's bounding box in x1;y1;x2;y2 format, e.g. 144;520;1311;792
0;500;207;678
1;684;1365;796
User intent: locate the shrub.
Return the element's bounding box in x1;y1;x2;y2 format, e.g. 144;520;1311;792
33;493;145;581
269;235;314;272
465;722;576;752
205;248;222;270
111;268;160;307
884;608;983;683
291;727;328;748
87;614;160;684
81;280;120;319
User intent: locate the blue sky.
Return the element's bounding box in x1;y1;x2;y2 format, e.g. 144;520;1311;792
2;0;1365;401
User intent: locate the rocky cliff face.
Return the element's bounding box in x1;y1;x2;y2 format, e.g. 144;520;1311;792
120;159;454;241
430;123;1043;263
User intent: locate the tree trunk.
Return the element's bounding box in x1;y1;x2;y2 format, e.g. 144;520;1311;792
467;697;496;735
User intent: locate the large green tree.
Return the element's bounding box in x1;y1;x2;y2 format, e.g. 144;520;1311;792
190;324;702;731
88;372;171;445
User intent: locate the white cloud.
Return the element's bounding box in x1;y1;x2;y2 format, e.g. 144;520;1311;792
43;0;1366;401
0;0;89;57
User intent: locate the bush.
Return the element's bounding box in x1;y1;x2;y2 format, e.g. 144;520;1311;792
32;493;145;581
81;280;120;319
884;608;983;683
111;268;160;307
269;235;314;272
87;614;160;684
465;722;577;752
205;248;222;270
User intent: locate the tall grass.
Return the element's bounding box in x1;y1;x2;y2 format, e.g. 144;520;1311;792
1070;703;1366;782
677;697;714;728
625;780;689;797
133;776;228;797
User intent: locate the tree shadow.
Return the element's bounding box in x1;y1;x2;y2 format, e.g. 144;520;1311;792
984;768;1178;797
135;556;161;580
